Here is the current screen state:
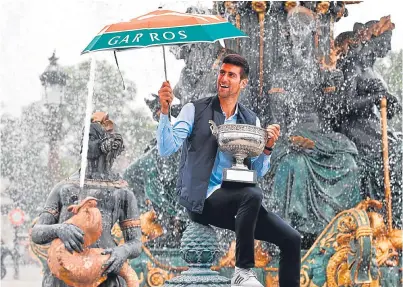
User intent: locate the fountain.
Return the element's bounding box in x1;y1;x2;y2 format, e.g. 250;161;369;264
30;2;402;286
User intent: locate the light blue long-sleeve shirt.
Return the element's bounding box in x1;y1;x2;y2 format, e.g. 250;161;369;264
157;103;271;198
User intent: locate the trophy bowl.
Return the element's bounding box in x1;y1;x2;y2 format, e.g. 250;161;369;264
209;120;269;170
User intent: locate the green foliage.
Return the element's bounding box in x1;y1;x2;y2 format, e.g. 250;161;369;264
1;59;155;217
375;50;402;101
374;50;403;130
60;59;155;174
1;104;50;215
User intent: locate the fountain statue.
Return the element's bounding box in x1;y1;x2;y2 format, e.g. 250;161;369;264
334;17;402;227
261;6;360;242
31;112;142;286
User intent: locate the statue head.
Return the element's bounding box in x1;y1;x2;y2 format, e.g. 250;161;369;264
144;94;161;122
372;30;392;58
335;31;357;54
353;17;394;67
335;16;394;71
287;7;316;48
83;112;125;179
169;45;192;61
287;6;317;70
353;22;377;67
335;31;361;69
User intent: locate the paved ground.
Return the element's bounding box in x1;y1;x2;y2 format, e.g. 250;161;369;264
1;264;43;287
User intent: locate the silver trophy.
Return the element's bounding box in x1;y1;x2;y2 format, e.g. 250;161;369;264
209;120;269;184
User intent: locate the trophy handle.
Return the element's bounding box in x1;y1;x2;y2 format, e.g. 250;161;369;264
209;120;218;136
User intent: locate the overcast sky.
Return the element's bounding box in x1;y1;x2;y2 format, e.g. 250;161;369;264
1;0;402;116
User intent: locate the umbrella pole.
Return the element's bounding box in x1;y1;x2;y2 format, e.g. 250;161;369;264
80;55;97;189
162;45;168;81
380;97;393;233
162;45;171;118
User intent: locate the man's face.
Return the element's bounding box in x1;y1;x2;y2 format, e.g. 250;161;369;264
216;63;248;98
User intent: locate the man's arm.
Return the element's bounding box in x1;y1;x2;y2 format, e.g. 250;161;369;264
157;103;195;156
251;154;271;178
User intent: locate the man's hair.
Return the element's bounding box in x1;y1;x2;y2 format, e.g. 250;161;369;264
222;54;249;80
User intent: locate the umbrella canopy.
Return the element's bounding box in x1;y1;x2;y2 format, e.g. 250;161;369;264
82;9;247;53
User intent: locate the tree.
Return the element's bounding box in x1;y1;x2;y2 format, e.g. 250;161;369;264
374;49;402;130
59;59;155;176
1;59;155;217
1;103;50;215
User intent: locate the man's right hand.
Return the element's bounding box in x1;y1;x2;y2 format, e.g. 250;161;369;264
56;223;84;253
158;81;174;115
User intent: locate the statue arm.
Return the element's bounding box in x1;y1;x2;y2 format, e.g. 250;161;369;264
346;96;379;116
384;92;402;119
343;75;378;117
352;92;401;119
118;190;142;259
31;185;63;244
100;190;142;276
345;77;401;118
123;159;145;196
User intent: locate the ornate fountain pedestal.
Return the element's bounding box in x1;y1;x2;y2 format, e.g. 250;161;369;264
163;222;230;287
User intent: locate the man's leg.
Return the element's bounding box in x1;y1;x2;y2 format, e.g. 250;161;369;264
188;184;264;287
188;184;263;268
254;206;301;287
187;187;236;229
233;186;263;269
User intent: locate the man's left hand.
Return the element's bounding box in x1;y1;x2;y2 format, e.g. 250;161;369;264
101;246;128;276
265;124;280;149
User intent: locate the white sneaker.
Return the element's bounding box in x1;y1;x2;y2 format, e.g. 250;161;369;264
231;267;264;287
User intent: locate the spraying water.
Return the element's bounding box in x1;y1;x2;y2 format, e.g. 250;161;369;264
80;55;97;188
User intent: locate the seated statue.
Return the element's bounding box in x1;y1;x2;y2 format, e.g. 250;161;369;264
31;112;142;287
335;17;402;227
263;7;361;244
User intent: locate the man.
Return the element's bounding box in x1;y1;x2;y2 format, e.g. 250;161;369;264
157;54;301;287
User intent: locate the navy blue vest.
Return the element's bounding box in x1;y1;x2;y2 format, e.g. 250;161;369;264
176;95;257;213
